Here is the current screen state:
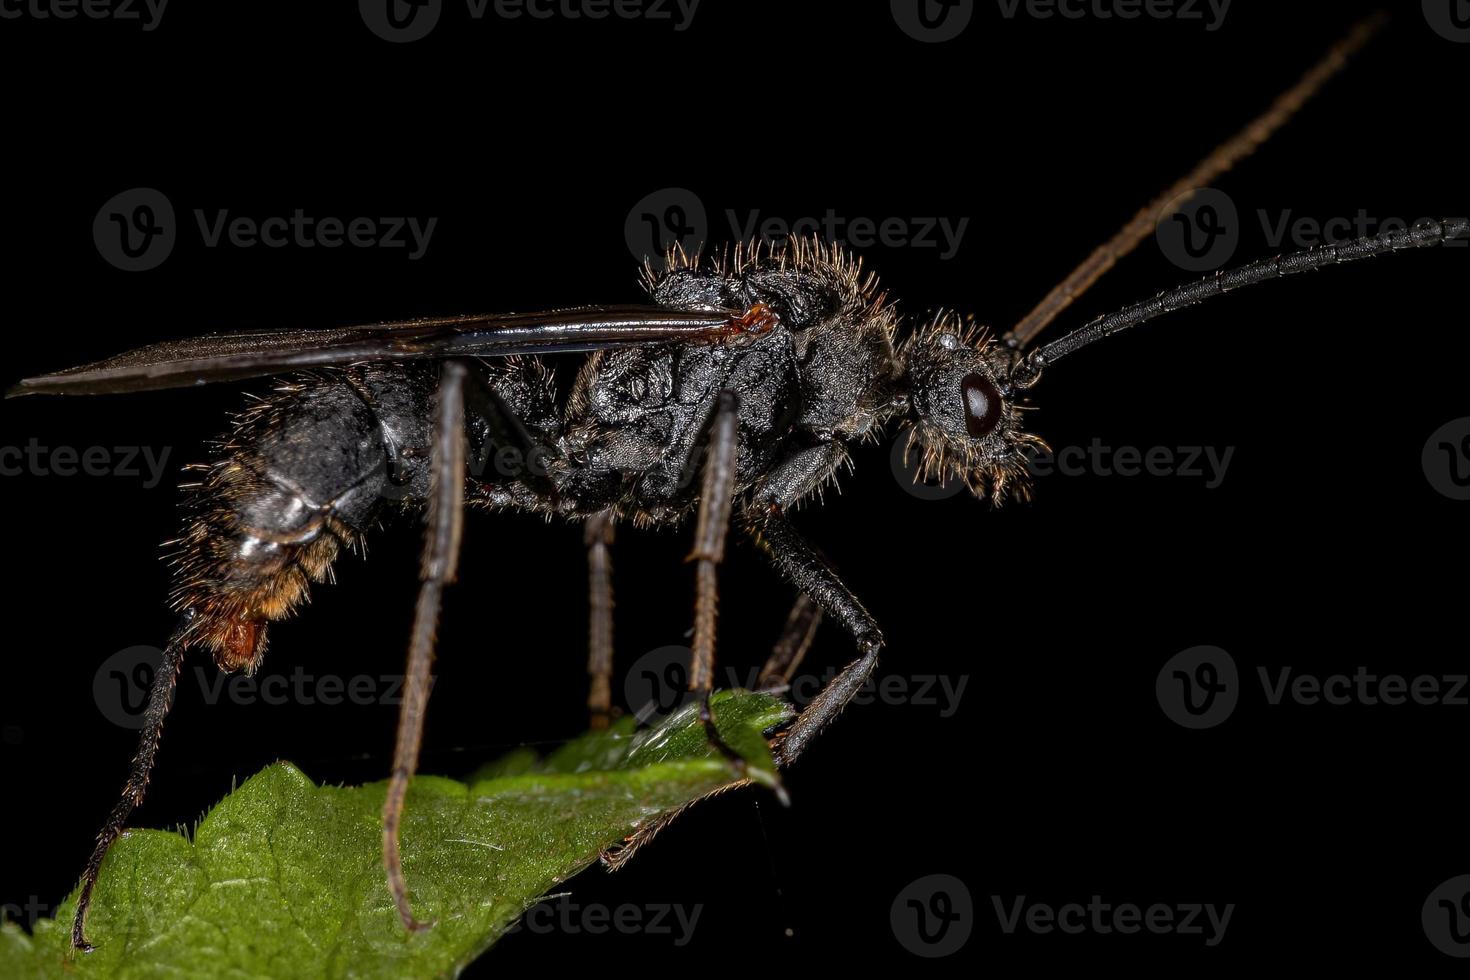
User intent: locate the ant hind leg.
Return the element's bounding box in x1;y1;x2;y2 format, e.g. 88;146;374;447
381;360;468;933
71;618;191;951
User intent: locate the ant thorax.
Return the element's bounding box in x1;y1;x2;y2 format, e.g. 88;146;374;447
474;240;907;524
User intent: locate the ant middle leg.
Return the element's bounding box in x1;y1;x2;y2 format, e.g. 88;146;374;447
601;589;819;871
757;594;822;693
584;509;616;729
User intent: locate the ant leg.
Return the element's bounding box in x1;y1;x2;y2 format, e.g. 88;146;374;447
71;620;190;951
686;391;747;770
584;510;616;729
779;642;880;767
382;360;467;933
600;593;821;870
757;594;822;693
744;508;882;766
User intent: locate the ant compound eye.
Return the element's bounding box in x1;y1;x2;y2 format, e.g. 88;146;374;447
960;372;1002;438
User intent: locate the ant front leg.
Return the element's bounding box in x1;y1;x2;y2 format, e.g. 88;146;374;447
382;360;468;933
744;442;883;766
584;509;616;729
684;390;748;773
600;593;820;871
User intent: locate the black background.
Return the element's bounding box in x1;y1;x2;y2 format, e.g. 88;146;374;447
1;0;1466;972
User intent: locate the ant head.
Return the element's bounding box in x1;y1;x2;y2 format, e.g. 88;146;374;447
898;314;1045;504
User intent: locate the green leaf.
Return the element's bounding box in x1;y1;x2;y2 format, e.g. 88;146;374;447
1;691;791;979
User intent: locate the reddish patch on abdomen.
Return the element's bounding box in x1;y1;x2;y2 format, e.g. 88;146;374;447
215;619;265;673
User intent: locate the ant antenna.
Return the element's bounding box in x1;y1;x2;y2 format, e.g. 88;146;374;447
1004;12;1388;351
1015;218;1468;380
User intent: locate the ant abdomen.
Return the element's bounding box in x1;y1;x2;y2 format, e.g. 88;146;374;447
169;369;430;673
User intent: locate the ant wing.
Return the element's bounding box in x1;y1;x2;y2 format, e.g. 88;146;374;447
7;305;768;397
